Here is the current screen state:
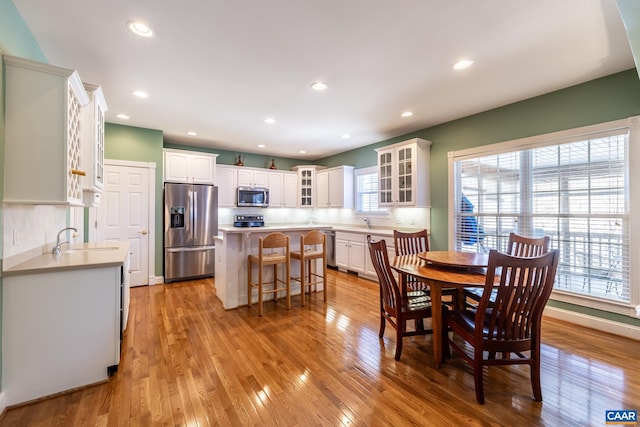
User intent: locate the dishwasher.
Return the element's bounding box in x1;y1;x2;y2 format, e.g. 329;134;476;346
325;230;337;268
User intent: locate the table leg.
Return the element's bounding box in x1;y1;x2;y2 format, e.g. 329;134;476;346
430;283;443;368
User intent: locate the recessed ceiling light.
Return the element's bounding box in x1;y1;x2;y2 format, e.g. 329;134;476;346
116;113;130;120
453;59;474;70
264;118;276;124
311;81;328;91
401;111;413;118
342;134;351;139
132;90;149;98
187;131;197;136
299;150;307;154
126;20;154;38
257;144;266;148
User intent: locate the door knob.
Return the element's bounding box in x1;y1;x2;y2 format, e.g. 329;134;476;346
139;230;148;235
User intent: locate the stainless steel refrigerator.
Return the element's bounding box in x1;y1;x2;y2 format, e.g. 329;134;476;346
164;183;218;282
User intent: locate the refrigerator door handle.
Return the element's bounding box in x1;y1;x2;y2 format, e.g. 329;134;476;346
166;245;216;253
192;190;197;238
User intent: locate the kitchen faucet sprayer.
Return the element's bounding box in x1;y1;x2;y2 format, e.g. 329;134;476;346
52;227;77;255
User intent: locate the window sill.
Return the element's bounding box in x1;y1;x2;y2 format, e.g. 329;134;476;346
551;289;639;318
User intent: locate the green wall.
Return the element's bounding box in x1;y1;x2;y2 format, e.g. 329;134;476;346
105;123;164;276
164;141;309;171
319;69;640;326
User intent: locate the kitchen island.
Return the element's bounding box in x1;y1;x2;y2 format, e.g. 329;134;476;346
215;225;331;309
2;241;131;406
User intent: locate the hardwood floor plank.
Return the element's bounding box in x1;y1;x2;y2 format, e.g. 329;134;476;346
1;271;639;426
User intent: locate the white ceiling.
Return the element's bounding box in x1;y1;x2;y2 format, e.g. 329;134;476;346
13;0;636;161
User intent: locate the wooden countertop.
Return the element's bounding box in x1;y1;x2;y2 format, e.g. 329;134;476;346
3;241;131;277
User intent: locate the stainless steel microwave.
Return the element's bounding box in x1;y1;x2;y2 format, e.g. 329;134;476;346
237;186;269;207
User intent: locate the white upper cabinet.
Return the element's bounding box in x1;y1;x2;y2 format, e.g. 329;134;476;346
375;138;431;207
268;170;297;208
82;83;108;207
3;55;90;205
163;149;217;184
215;165;238;207
237;167;269;188
316;166;354;208
292;165;325;208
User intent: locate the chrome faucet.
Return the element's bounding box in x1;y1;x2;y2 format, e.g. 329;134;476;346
364;217;371;229
52;227;77;255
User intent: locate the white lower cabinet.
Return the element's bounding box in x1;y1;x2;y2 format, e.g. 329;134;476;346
335;232;366;274
2;263;129;406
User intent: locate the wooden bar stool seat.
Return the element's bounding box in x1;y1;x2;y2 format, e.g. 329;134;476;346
247;232;291;316
290;230;327;306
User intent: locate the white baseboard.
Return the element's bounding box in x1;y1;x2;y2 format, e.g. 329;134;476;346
544;306;640;341
153;276;164;285
0;392;7;418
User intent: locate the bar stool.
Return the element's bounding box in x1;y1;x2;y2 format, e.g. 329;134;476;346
290;230;327;306
247;232;291;316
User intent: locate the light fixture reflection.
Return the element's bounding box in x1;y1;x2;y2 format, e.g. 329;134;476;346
453;59;474;70
401;111;413;118
126;20;154;38
311;81;328;91
116;113;130;120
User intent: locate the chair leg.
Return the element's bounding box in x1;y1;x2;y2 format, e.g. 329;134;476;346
394;319;404;361
531;343;543;401
300;256;306;307
285;260;291;309
258;263;264;316
473;348;485;404
322;257;327;302
379;310;386;338
247;258;252;308
273;264;278;303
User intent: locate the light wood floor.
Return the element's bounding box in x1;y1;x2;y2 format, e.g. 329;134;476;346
2;269;639;426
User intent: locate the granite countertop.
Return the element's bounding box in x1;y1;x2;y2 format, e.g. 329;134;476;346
3;241;131;277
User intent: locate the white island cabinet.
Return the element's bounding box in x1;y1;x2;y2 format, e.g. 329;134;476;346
2;242;130;406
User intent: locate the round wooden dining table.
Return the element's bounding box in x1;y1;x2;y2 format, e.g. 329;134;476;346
390;252;491;367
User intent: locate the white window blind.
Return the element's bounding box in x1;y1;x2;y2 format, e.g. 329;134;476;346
451;129;631;305
356;167;386;213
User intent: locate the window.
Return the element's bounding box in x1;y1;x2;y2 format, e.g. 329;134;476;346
448;117;640;316
355;166;387;213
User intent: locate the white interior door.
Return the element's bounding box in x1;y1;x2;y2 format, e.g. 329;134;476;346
93;161;152;286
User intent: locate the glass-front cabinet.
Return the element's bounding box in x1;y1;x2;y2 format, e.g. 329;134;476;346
292;165;325;208
375;138;431;207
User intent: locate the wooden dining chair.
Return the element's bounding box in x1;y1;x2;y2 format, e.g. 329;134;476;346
443;249;559;404
463;232;551;307
368;235;439;361
394;229;458;306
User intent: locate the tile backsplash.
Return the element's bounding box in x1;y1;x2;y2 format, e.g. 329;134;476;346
219;206;430;230
2;204;68;268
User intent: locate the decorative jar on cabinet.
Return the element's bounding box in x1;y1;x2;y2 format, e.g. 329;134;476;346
3;55;90;205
